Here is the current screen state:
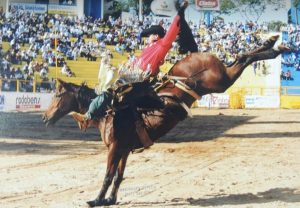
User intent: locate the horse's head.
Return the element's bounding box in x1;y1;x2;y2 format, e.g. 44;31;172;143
42;79;96;126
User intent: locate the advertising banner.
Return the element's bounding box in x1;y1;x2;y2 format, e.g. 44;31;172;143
10;3;47;14
150;0;177;17
197;94;230;108
195;0;220;11
0;92;54;112
48;4;77;15
245;95;280;108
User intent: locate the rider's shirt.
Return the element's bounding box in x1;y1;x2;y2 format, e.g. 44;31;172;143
135;15;181;76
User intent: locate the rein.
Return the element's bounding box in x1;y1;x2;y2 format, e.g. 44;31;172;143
161;66;207;100
157;74;201;100
174;80;201;100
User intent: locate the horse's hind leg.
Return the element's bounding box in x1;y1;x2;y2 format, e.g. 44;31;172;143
87;142;122;207
240;47;283;67
105;150;130;205
245;35;279;56
226;47;285;84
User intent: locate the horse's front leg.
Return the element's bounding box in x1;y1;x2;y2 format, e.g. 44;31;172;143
87;142;122;207
105;150;130;205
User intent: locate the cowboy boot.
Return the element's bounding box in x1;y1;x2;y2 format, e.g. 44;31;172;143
176;0;189;17
70;112;90;130
135;120;153;148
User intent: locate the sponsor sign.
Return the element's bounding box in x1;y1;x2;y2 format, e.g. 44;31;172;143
0;95;4;110
245;95;280;108
48;4;77;15
150;0;177;17
0;92;54;112
195;0;220;11
198;94;229;108
10;3;47;13
16;94;41;110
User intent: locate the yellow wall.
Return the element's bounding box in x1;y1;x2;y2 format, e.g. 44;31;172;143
281;96;300;109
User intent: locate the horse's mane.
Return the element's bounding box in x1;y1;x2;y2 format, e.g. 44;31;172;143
60;81;97;109
77;83;97;109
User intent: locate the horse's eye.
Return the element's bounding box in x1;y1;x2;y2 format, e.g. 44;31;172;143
55;92;64;97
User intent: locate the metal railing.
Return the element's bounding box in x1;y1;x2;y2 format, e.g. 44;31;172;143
0;78;99;93
281;86;300;95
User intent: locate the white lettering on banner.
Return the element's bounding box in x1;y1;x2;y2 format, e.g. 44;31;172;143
48;5;77;15
197;94;229;108
0;92;54;112
245;95;280;108
10;3;47;13
16;95;41;110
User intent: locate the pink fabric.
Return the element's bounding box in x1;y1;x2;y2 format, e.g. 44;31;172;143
135;15;180;76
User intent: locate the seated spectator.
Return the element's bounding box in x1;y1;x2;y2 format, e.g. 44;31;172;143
66;48;74;60
15;67;23;79
40;67;48;79
115;43;123;55
2;79;10;91
285;70;292;80
280;71;286;80
61;63;74;77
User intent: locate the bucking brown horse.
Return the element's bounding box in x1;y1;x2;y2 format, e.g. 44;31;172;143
42;35;288;207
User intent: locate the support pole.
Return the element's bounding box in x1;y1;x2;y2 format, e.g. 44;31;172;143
139;0;143;22
204;11;211;26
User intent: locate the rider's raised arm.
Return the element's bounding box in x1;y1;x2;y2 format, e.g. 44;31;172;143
160;15;180;47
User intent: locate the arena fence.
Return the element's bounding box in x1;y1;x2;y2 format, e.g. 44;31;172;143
0;78;299;110
0;78;98;93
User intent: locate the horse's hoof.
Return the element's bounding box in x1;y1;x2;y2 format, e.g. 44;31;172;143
86;199;103;207
86;197;116;207
86;200;96;207
103;197;117;205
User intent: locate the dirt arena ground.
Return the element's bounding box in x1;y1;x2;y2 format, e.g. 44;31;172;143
1;108;300;208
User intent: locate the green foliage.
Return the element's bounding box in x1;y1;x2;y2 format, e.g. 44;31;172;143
220;0;236;14
218;0;286;22
292;0;300;7
267;21;287;32
120;0;138;11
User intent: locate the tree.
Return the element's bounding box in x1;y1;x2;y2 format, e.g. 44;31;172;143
219;0;236;14
218;0;286;22
292;0;300;24
292;0;300;7
119;0;138;12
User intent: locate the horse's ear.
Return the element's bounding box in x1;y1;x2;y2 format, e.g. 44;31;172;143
57;78;65;85
81;81;87;87
57;78;74;92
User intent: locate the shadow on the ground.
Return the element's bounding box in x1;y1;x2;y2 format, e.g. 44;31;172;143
2;111;300;143
186;187;300;206
159;114;300;142
0;112;257;142
123;188;300;207
0;112;100;141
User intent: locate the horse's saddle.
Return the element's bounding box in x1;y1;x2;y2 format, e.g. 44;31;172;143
111;80;164;111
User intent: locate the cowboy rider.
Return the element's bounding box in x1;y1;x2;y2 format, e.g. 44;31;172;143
72;0;198;149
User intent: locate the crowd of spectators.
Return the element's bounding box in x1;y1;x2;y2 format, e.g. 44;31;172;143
1;6;297;92
280;24;300;82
